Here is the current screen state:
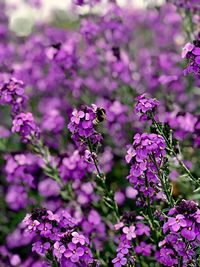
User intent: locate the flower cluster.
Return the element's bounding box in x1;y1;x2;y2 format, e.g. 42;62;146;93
172;0;200;11
135;94;159;120
157;200;200;266
59;150;94;182
166;110;198;140
182;41;200;75
11;112;40;142
112;213;152;267
4;153;42;210
112;235;131;267
126;133;166;201
46;40;78;78
81;209;107;251
68;105;103;149
23;208;94;266
0;245;24;267
0;77;26;115
6;184;29;211
4;153;40;187
1;0;200;266
41;109;65;134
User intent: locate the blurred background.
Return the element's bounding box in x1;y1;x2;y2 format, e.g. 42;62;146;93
5;0;165;36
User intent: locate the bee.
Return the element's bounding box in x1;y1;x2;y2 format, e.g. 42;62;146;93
112;46;121;60
172;181;180;198
51;42;62;50
93;107;106;125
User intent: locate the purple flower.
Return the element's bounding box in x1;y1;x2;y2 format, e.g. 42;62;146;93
112;253;127;267
135;242;152;256
71;232;86;245
183;39;200;76
122;225;136;240
64;242;84;263
182;43;194;58
0;77;26;115
114;222;124;231
27;219;40;232
61;211;79;228
165;234;185;253
195;210;200;223
126;132;166;201
23;208;93;265
37;222;52;237
10;254;21;266
81;247;93;264
68;105;102;150
5;185;29;210
38;179;60;197
135;94;159;120
47;210;60;222
53;241;66;259
12;112;40;142
71;109;85;124
74;0;85;5
116;235;131;255
32;241;50;255
59;149;92;182
175;199;198;215
135;223;150;236
156;248;178;266
181;221;196;241
159;199;200;266
23;213;38;230
167;214;187;232
41;109;65;133
125;147;136;163
173;0;200;11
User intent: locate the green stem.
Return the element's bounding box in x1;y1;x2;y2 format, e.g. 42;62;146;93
178;256;183;267
30;137;74;200
52;260;59;267
87;138;119;221
153;120;199;186
144;174;159;246
136;254;144;267
184;9;194;41
31;138;62;183
46;251;60;267
150;154;175;207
